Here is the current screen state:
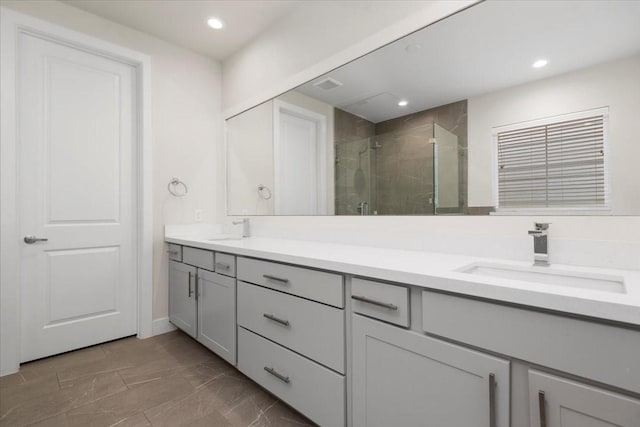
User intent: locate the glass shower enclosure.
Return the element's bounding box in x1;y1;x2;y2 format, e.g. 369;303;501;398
335;123;460;215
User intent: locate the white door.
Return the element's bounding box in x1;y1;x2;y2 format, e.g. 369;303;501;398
19;32;138;362
274;101;327;215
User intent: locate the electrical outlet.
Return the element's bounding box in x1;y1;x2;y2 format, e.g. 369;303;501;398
194;209;203;222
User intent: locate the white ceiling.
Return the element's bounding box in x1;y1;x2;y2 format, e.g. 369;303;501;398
296;1;640;123
62;0;299;60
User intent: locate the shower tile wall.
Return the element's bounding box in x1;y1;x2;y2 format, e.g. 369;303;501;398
334;109;375;215
375;100;468;214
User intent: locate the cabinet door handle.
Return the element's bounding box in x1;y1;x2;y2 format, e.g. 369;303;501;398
263;274;289;284
538;391;547;427
264;366;290;384
216;262;231;270
263;313;290;327
195;273;199;300
187;271;193;298
489;373;496;427
351;295;398;310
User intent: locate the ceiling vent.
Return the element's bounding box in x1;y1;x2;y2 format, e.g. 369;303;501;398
313;77;343;90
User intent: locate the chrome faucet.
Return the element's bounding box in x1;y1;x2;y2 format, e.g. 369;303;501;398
528;222;550;266
232;217;251;238
357;201;369;216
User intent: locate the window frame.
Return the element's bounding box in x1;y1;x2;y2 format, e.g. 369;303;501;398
491;107;612;215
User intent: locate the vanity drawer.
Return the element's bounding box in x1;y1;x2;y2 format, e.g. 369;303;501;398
167;243;182;262
214;252;236;277
351;278;410;327
237;257;344;307
422;290;640;394
238;327;345;427
182;246;214;271
238;281;345;373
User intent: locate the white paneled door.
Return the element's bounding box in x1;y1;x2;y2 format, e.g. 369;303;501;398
18;31;138;362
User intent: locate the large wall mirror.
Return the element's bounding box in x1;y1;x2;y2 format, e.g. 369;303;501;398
227;1;640;216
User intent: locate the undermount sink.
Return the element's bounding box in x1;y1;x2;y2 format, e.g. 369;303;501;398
457;262;626;294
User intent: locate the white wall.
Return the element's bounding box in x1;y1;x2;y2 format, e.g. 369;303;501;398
227;91;335;216
227;101;274;215
1;0;223;320
221;0;639;271
468;55;640;214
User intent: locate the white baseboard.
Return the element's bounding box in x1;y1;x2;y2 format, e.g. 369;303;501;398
151;317;177;336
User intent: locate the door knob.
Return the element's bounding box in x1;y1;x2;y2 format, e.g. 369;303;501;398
24;235;48;244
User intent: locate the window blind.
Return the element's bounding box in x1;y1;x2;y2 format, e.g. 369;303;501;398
497;114;606;209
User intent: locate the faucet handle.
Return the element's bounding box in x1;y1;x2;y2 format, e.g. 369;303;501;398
534;222;550;230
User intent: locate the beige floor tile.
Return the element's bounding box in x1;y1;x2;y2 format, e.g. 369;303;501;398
185;411;233;427
143;377;230;427
0;372;126;427
65;373;194;427
0;371;28;390
221;386;279;427
0;372;60;412
2;330;314;427
57;357;136;387
24;412;69;427
18;346;107;381
257;401;316;427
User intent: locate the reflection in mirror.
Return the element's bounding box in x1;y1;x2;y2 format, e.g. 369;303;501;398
227;0;640;216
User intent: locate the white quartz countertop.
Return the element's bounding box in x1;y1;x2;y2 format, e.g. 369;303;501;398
165;229;640;326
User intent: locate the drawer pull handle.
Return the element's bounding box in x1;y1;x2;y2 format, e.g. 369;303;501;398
263;313;290;327
167;250;179;256
216;262;231;270
489;373;496;427
351;295;398;310
264;366;290;384
538;391;547;427
263;274;289;284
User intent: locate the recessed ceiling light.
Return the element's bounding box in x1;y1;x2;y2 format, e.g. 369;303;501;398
532;59;548;68
398;100;408;107
207;17;225;30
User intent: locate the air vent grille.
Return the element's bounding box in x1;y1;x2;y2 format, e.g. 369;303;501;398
313;77;343;91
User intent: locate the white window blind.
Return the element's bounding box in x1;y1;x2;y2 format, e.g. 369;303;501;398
496;110;607;210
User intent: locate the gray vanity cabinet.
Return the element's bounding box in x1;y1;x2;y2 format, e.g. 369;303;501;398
352;314;510;427
169;246;237;364
529;370;640;427
196;269;236;364
169;260;197;338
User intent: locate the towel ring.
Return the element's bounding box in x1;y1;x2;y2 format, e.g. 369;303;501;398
257;184;272;200
168;178;188;197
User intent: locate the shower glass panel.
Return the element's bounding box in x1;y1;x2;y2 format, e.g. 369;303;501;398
335;137;374;215
434;123;461;214
334;123;461;215
374;124;435;215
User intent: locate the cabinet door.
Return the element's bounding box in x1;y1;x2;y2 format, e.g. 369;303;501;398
352;315;510;427
197;269;236;365
529;370;640;427
169;260;197;338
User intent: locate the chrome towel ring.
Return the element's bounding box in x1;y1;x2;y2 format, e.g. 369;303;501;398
168;178;188;197
257;184;272;200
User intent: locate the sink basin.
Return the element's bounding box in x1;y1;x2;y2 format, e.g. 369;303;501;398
458;262;625;293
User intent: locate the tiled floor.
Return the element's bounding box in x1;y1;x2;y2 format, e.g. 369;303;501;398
0;330;314;427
